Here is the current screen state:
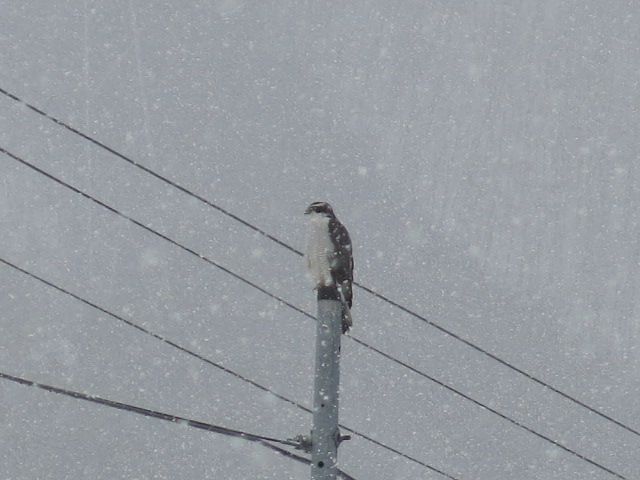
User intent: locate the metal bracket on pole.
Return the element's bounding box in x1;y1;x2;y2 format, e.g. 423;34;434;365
288;434;313;453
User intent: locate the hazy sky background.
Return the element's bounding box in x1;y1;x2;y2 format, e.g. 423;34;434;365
1;1;639;479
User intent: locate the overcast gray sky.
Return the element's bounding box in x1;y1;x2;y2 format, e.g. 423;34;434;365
1;1;639;479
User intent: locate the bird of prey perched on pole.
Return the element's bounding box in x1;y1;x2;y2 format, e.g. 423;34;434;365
304;201;353;333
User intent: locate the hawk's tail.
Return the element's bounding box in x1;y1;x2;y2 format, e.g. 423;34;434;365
337;284;353;334
341;305;353;334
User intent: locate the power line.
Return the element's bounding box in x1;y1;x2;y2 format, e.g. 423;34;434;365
0;149;630;479
0;370;356;480
1;263;629;480
0;255;307;414
0;255;458;480
0;370;293;445
345;337;627;479
0;146;313;326
1;87;636;442
0;87;296;256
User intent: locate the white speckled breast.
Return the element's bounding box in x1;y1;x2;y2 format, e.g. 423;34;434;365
306;213;334;287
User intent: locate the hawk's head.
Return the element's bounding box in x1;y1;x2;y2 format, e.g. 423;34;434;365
305;201;335;217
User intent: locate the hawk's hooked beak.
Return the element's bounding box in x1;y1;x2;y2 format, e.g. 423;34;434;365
304;206;312;215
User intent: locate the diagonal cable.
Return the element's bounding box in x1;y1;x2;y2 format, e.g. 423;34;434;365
0;255;458;480
0;370;357;480
2;255;629;480
1;86;637;441
1;147;630;479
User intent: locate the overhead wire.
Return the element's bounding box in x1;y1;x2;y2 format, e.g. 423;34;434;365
0;147;630;479
0;370;357;480
0;255;307;414
1;86;636;442
0;254;458;480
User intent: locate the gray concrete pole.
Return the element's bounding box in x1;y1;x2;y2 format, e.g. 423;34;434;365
311;286;343;480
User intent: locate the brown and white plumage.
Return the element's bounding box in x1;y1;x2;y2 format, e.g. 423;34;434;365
304;201;353;333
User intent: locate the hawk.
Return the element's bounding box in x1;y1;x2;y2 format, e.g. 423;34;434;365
304;201;353;333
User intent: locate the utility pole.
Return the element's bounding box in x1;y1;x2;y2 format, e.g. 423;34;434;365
310;285;344;480
290;285;350;478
